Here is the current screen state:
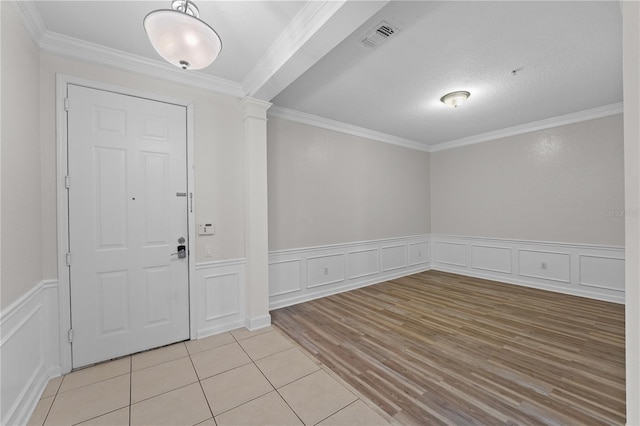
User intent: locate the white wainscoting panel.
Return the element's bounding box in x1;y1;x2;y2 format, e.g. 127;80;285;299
269;234;624;309
307;253;345;288
0;280;61;426
579;255;625;292
381;245;407;272
269;235;430;309
471;245;512;274
431;235;624;303
204;273;240;321
434;241;467;267
348;249;379;279
408;242;430;266
193;259;246;338
519;250;571;283
269;259;302;297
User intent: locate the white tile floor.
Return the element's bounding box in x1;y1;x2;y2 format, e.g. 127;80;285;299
28;326;391;426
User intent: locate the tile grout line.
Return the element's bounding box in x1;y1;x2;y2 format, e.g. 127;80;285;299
250;328;332;425
213;389;275;418
312;398;362;426
186;348;216;423
272;387;307;425
56;371;131;395
212;330;307;422
250;353;306;425
40;383;59;425
37;328;382;426
131;352;192;372
70;406;129;425
130;380;200;406
272;367;355;426
273;323;394;424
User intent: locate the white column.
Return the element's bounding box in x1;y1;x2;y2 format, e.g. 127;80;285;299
242;97;272;330
623;1;640;423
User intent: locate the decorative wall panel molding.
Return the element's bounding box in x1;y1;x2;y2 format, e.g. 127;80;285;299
518;249;571;283
5;235;625;425
307;253;345;288
0;280;61;426
408;242;430;266
579;255;625;292
380;245;407;272
348;249;379;279
434;241;467;267
268;259;303;297
471;244;512;274
269;235;431;309
193;259;246;338
431;235;624;303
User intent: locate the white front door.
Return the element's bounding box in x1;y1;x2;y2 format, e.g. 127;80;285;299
67;84;190;368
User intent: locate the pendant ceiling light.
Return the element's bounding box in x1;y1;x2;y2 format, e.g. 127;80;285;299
144;0;222;70
440;91;470;108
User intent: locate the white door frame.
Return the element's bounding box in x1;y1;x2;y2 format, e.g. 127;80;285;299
56;74;197;373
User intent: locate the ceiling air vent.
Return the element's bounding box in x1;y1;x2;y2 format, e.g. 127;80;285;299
360;21;396;49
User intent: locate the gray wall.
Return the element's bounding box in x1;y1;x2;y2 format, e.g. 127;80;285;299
430;114;624;246
1;2;43;309
267;117;431;250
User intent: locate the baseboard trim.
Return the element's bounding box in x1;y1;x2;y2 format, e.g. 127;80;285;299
246;314;272;331
196;319;247;340
269;264;431;310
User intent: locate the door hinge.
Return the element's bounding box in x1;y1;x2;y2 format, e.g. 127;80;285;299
65;175;70;189
64;98;69;111
68;329;73;343
66;252;71;266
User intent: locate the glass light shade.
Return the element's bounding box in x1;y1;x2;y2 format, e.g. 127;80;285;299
144;9;222;70
440;91;470;108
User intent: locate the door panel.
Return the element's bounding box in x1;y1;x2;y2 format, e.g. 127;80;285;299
94;147;128;249
67;84;189;368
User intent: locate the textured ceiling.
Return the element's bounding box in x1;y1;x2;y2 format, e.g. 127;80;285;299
273;1;623;146
30;0;622;147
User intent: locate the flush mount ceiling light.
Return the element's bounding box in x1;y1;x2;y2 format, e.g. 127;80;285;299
144;0;222;70
440;91;470;108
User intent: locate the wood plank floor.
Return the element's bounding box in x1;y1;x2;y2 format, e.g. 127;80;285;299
271;271;625;425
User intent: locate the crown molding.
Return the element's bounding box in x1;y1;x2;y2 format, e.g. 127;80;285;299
269;106;429;153
242;1;345;98
11;0;624;153
429;102;624;152
39;31;244;98
11;0;46;46
242;98;273;121
12;0;244;97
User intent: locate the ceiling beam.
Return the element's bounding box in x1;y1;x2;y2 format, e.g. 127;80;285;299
243;0;389;101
